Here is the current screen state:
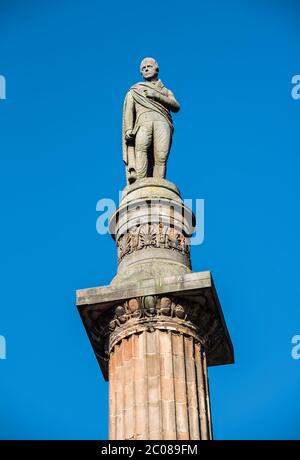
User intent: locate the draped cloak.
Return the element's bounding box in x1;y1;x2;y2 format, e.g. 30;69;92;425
122;80;174;167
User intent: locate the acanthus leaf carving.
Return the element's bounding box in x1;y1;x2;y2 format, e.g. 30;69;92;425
117;223;190;261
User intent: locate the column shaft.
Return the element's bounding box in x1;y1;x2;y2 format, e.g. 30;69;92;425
109;329;212;440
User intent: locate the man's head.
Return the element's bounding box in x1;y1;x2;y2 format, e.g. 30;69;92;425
140;57;159;81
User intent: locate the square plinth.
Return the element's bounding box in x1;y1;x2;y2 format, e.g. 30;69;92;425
76;271;234;381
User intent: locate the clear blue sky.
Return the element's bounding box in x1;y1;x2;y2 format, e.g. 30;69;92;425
0;0;300;440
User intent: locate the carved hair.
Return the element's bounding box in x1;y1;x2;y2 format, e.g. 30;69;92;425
140;57;159;73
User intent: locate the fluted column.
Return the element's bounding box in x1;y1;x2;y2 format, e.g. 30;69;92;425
109;328;212;440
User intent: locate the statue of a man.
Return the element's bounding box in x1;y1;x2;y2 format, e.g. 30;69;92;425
122;57;180;184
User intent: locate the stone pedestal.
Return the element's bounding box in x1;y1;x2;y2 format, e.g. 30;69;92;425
109;178;194;284
77;179;234;440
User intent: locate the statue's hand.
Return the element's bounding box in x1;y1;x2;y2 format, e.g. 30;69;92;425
125;130;135;145
144;89;157;100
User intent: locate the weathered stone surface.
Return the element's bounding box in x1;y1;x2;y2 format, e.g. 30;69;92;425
108;329;212;440
77;271;213;306
76;272;234;381
108;178;195;284
121;177;181;203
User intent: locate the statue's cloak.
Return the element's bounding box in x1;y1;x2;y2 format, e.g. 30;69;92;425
122;81;173;165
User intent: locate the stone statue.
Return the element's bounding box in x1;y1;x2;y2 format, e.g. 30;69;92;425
122;57;180;184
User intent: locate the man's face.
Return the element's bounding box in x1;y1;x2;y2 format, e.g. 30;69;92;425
140;59;158;81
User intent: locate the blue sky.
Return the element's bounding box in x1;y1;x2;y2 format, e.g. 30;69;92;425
0;0;300;439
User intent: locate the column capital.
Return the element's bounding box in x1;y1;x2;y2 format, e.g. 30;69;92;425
77;271;234;381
